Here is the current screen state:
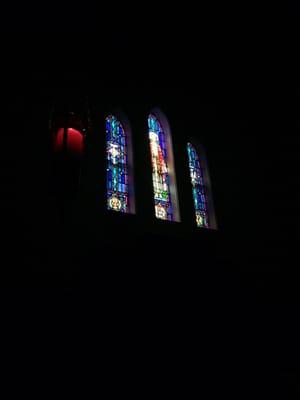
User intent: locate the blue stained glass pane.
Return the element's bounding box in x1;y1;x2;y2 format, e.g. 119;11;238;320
187;143;209;228
106;115;129;213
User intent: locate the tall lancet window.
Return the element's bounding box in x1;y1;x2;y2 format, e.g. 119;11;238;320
106;114;134;213
148;112;180;222
187;143;216;229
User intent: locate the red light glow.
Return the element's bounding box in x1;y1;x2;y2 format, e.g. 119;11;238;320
53;127;84;156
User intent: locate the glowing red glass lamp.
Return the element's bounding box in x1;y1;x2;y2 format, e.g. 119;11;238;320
53;126;84;157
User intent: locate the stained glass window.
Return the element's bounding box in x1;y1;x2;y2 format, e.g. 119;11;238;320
148;114;173;221
187;143;210;228
106;115;129;213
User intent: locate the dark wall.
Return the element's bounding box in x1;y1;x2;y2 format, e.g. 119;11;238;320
1;23;298;294
0;14;297;286
0;12;299;396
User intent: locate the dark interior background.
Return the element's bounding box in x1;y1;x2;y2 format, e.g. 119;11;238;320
0;5;299;397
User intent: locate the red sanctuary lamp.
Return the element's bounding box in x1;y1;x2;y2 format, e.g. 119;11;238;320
51;112;87;211
52;114;85;158
53;127;84;156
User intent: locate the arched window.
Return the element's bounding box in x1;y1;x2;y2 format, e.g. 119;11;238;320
148;111;180;222
106;114;134;213
187;142;216;229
